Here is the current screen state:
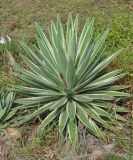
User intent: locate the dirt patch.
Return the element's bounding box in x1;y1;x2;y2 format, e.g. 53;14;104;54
0;138;9;160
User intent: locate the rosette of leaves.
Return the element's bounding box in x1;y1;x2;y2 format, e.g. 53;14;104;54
0;89;16;129
13;15;130;146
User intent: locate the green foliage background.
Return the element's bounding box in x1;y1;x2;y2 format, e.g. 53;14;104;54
0;0;133;88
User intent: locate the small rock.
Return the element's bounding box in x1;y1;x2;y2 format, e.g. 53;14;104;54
6;128;21;142
8;20;17;31
88;143;115;160
0;36;6;44
0;139;9;160
0;35;11;44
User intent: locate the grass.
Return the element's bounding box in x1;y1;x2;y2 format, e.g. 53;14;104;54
0;0;133;159
0;0;133;76
105;153;126;160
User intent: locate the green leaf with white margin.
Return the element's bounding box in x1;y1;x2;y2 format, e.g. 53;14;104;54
12;86;61;96
91;101;130;113
92;91;130;98
66;56;75;88
59;108;68;136
36;37;59;73
67;27;76;61
13;73;44;89
5;91;14;107
92;105;113;118
91;69;122;83
83;105;111;130
16;102;54;126
76;29;108;75
86;49;123;80
67;15;79;61
86;85;130;93
76;103;94;134
13;64;59;91
76;18;94;65
73;15;79;49
75;91;130;101
17;98;67;126
88;118;104;139
15;96;57;105
73;74;96;91
76;93;113;100
74;94;92;102
105;85;130;91
1;92;5;107
82;72;127;91
49;97;67;110
0;107;7;120
66;14;73;47
75;53;123;91
35;22;57;66
90;29;109;60
57;14;65;50
76;49;123;90
3;108;18;122
50;21;67;76
66;100;76;121
76;19;90;65
37;108;60;138
68;120;77;147
20;42;51;70
0;102;2;111
75;46;106;85
78;19;89;47
90;101;111;109
22;55;62;88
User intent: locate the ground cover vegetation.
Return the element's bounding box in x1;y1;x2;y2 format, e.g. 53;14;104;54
0;0;133;159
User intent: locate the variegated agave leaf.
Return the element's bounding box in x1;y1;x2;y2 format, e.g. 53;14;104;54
0;89;17;124
13;15;130;147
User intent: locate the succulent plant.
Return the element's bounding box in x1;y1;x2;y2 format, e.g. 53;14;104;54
13;15;130;146
0;89;16;126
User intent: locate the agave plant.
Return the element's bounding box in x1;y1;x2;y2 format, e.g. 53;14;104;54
0;89;16;126
13;15;130;146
